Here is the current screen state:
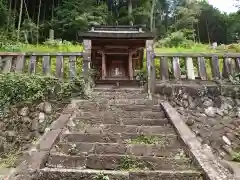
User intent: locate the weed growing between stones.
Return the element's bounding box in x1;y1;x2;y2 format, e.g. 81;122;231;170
229;73;240;85
0;150;21;168
94;172;109;180
174;149;187;159
125;135;163;145
120;156;149;171
231;151;240;162
68;143;79;155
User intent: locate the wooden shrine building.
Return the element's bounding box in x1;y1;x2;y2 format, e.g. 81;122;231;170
79;25;154;83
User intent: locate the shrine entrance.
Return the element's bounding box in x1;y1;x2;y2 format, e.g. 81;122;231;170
79;25;154;85
106;55;128;80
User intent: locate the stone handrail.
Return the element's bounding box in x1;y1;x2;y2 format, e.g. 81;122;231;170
0;52;83;79
154;53;240;80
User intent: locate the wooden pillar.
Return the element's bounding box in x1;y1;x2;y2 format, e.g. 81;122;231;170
129;52;133;80
101;52;106;80
83;39;91;76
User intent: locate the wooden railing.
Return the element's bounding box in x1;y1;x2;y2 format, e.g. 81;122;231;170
0;52;83;79
153;53;240;81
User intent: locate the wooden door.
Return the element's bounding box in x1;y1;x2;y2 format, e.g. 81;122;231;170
109;60;126;77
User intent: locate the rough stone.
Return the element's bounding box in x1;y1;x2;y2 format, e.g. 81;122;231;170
186;119;195;126
19;107;29;117
204;107;216;117
222;136;231;146
0;136;5;152
39;112;46;123
203;99;213;107
37;102;45;112
44;102;52;114
31;118;39;131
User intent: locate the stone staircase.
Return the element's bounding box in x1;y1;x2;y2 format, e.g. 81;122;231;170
35;87;204;180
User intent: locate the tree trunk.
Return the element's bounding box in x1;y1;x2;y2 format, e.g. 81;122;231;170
17;0;24;42
6;0;12;34
128;0;133;25
37;0;42;45
150;0;156;31
51;0;55;20
24;0;30;20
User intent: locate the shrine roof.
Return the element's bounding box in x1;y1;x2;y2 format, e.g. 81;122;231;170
79;25;154;40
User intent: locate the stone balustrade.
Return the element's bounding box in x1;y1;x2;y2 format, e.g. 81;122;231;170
0;52;84;79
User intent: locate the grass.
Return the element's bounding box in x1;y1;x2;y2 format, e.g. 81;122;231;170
125;135;163;145
0;150;21;168
120;156;149;171
0;42;239;53
0;43;83;53
155;43;240;53
231;151;240;162
94;172;109;180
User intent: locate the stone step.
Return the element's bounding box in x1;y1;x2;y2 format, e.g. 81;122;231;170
47;154;196;171
92;92;145;96
75;100;110;111
74;102;164;113
0;168;15;180
71;117;169;127
93;87;143;93
67;124;174;135
52;142;185;157
107;99;162;105
37;168;203;180
61;133;178;144
122;118;169;126
75;99;162;107
92;95;148;100
111;104;162;112
74;110;166;120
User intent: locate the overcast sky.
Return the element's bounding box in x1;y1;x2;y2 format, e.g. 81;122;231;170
208;0;238;13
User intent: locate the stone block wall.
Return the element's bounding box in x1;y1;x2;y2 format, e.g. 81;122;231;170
0;101;67;168
155;80;240;161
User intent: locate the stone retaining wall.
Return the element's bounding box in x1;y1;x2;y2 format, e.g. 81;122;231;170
155;80;240;162
0;101;67;168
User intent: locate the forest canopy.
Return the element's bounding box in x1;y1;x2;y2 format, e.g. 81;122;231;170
0;0;239;44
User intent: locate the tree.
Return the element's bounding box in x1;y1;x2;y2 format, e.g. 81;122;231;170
17;0;23;42
0;0;238;43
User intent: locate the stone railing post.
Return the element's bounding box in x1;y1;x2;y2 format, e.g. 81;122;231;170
146;40;155;98
83;40;92;77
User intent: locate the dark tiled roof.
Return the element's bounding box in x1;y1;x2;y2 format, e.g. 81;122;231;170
79;25;154;39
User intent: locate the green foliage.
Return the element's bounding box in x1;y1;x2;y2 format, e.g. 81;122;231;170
120;156;149;170
0;73;87;114
54;0;108;39
157;31;194;48
232;151;240;162
94;172;109;180
0;0;7;26
136;69;148;84
120;156;142;170
230;73;240;84
0;0;239;45
125;135;162;145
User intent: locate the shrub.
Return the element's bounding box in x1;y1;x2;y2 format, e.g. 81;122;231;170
157;31;194;48
0;73;88;115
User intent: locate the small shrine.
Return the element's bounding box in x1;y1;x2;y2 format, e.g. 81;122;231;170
79;25;154;83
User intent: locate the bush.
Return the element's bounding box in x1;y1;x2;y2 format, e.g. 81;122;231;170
157;31;194;48
216;43;240;53
0;73;88;115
